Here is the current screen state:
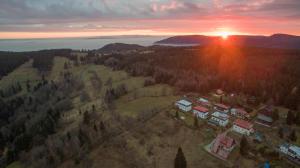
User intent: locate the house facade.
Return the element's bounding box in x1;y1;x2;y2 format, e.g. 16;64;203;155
198;97;211;108
208;112;229;127
256;106;273;127
175;99;192;112
231;108;250;119
210;132;236;159
279;143;300;160
232;119;254;136
214;103;230;113
193;106;209;119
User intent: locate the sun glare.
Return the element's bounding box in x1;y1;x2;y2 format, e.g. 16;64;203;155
220;32;229;40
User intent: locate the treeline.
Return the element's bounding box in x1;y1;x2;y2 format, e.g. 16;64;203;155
0;70;82;167
0;49;72;78
97;45;300;110
0;52;29;79
32;49;72;72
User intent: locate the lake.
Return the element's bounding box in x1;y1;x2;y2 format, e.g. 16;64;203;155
0;36;167;52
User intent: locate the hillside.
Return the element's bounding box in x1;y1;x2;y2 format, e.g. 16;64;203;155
155;34;300;49
0;47;299;168
98;43;145;54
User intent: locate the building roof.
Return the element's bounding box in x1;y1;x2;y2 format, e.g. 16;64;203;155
220;136;235;148
199;97;209;103
214;103;230;110
257;113;273;123
212;112;229;120
214;133;235;149
176;99;192;106
234;119;253;130
290;145;300;156
235;108;248;115
193;106;209;113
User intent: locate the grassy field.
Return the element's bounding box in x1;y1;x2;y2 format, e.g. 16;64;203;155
0;59;41;90
6;162;22;168
2;55;299;168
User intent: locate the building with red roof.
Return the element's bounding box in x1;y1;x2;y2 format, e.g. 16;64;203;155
255;105;274;127
209;132;236;160
231;108;250;119
233;119;254;136
214;103;230;113
193;106;209;119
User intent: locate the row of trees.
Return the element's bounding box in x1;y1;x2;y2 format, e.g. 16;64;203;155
98;45;300;110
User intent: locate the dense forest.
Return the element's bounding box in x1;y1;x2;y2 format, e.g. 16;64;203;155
0;45;300;167
0;52;29;80
97;45;300;110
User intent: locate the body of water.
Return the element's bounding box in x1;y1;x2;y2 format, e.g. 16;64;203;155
0;36;167;52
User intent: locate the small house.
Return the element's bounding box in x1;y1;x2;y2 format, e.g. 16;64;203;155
210;132;236;159
198;97;211;107
193;106;209;119
175;99;192;112
279;143;300;160
214;103;230;113
231;108;250;119
232;119;254;136
208;112;229;127
256;106;273;127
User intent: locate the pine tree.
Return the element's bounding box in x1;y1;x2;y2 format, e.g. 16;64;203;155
194;115;199;128
278;127;284;139
240;136;249;156
286;110;294;125
295;111;300;126
289;130;297;142
174;147;187;168
272;109;279;121
175;110;179;119
83;111;90;125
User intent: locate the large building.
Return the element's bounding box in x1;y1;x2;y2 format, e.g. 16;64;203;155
209;132;236;160
193;106;209;119
214;103;230;113
175;99;192;112
208;112;229;127
279;143;300;160
231;108;250;119
232;119;254;136
256;106;274;127
197;97;211;108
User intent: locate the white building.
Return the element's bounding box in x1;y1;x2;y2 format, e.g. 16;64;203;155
175;99;192;112
193;106;209;119
208;112;229;127
232;119;254;136
279;143;300;160
214;103;230;113
231;108;250;119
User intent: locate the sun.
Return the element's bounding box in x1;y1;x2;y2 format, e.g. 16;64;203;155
220;32;229;40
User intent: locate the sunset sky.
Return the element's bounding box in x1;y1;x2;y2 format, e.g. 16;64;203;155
1;0;300;39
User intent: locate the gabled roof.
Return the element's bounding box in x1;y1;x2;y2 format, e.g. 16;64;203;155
212;112;229;120
193;106;209;112
220;136;235;148
176;99;192;106
235;108;248;115
234;119;253;130
214;103;230;110
199;97;209;103
257;113;273;123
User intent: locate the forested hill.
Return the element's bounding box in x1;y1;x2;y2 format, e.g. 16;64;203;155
155;34;300;49
98;43;145;54
0;49;72;80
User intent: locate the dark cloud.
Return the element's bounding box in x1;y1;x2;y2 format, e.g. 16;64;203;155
0;0;299;33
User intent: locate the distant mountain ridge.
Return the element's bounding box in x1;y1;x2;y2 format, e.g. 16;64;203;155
155;34;300;49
